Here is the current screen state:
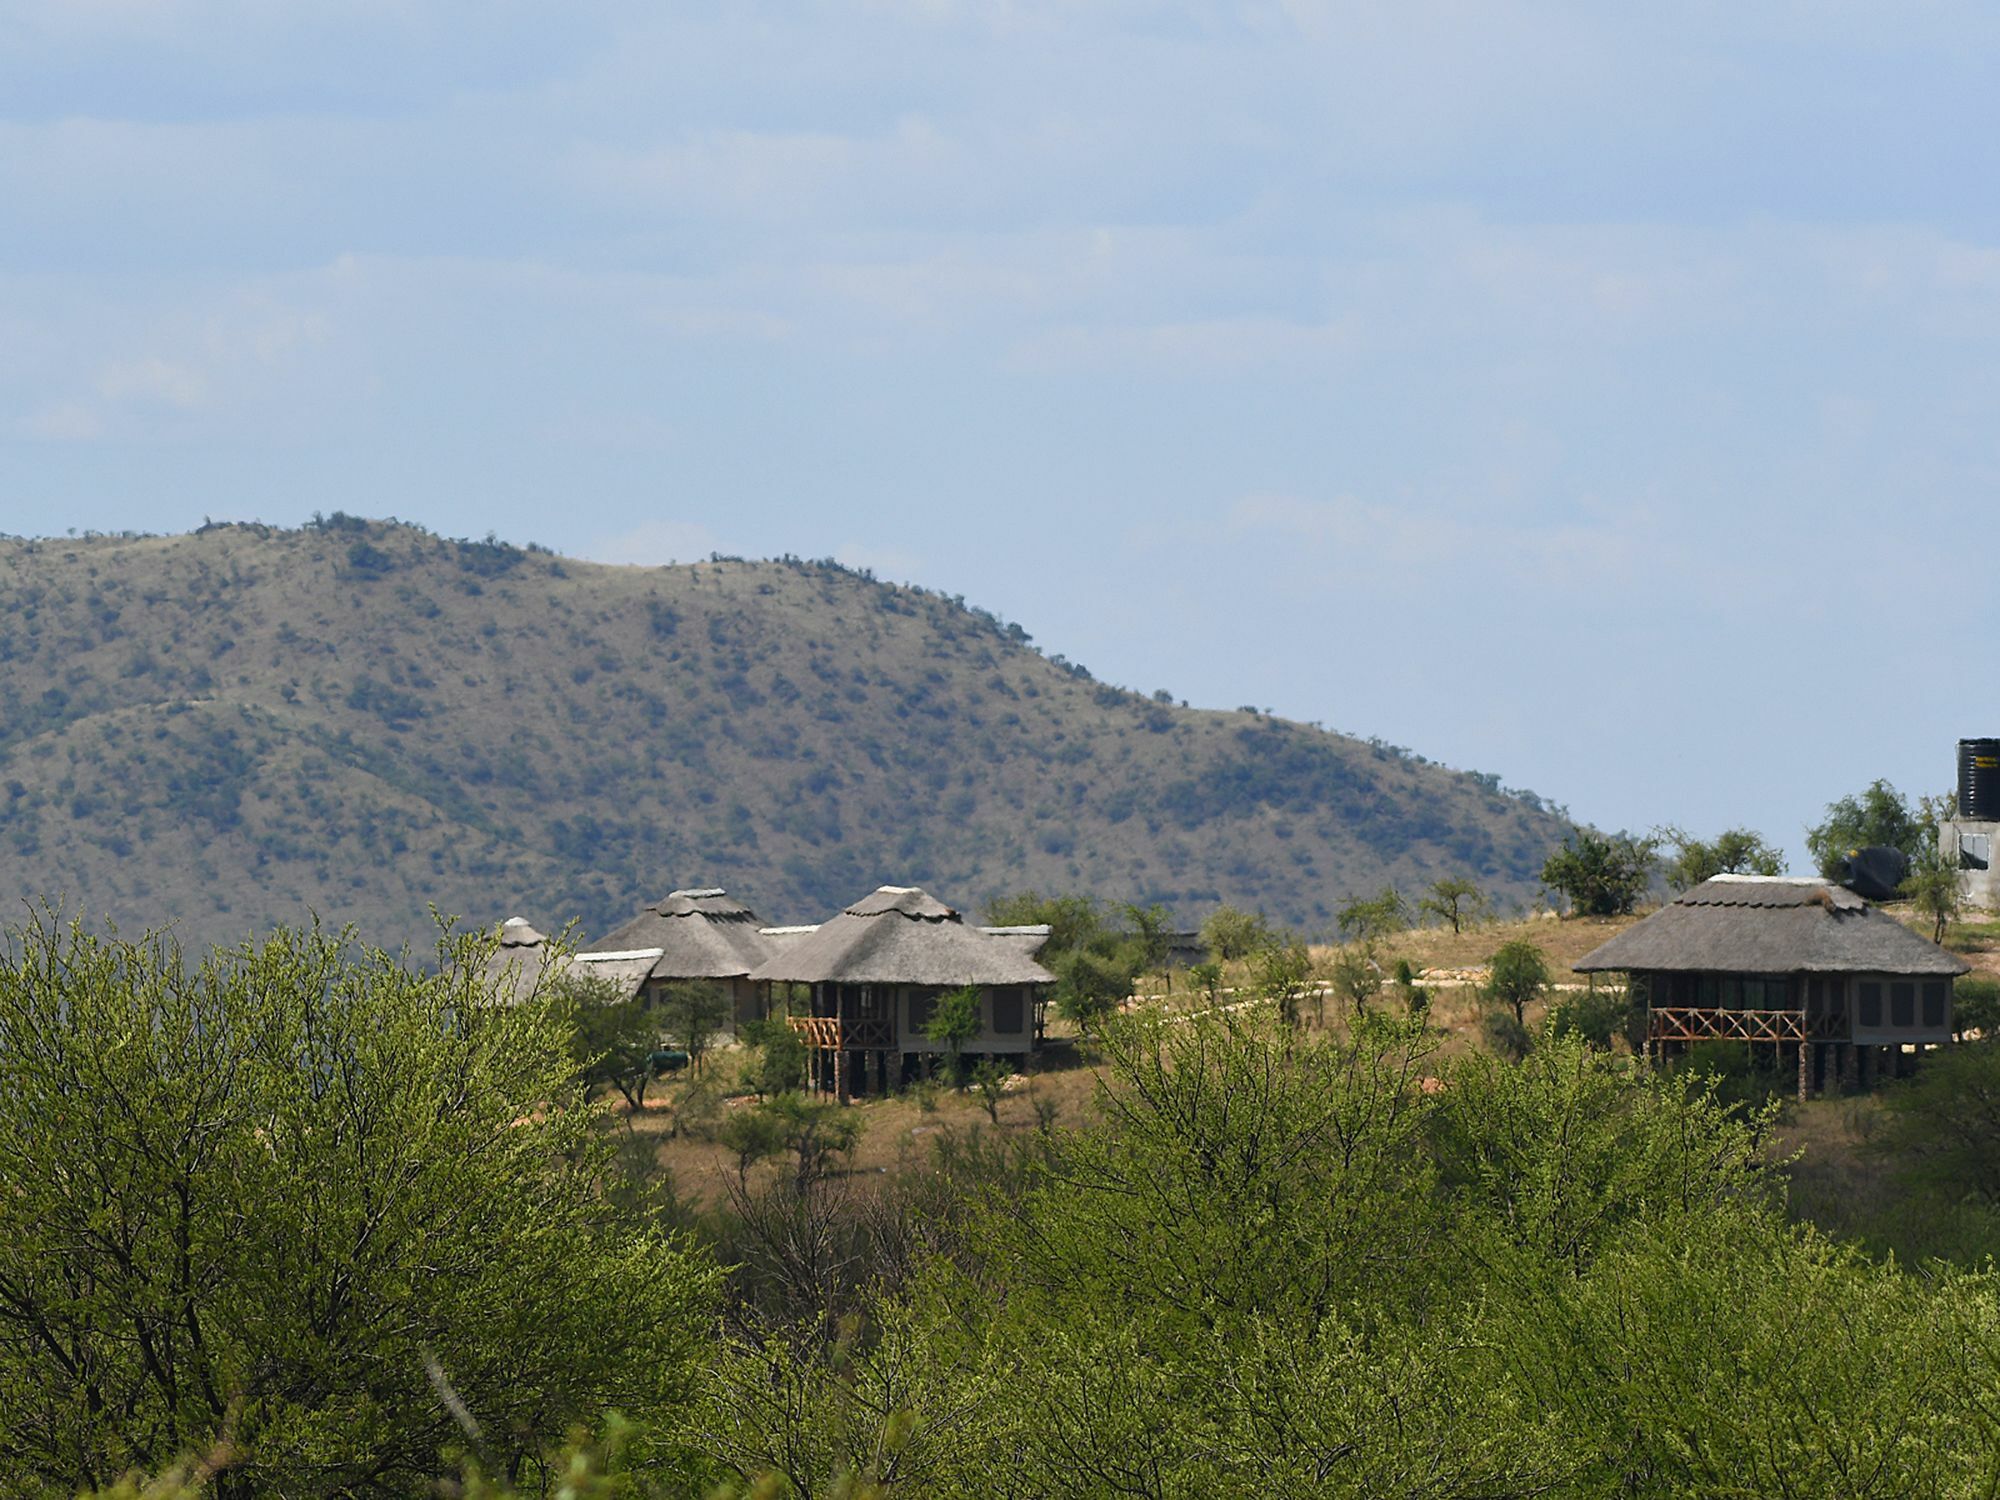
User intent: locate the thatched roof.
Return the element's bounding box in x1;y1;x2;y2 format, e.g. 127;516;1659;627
584;887;774;981
980;923;1053;960
1573;876;1969;977
481;915;561;1006
568;950;658;1003
749;886;1056;987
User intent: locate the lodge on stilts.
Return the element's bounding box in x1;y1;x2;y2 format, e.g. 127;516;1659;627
1573;873;1969;1100
747;884;1055;1098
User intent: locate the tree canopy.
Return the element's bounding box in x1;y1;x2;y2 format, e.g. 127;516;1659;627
0;916;717;1496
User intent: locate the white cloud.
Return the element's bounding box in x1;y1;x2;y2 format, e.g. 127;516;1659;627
19;401;103;441
97;355;209;410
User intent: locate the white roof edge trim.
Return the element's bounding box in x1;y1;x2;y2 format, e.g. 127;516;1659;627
760;925;821;935
1708;874;1816;884
576;948;666;963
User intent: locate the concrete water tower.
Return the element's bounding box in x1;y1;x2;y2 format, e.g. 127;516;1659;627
1941;738;2000;909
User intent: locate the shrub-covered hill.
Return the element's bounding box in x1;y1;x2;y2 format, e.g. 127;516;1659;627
0;518;1572;951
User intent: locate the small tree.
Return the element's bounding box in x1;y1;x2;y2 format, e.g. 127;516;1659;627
1902;845;1963;945
565;975;662;1110
1255;939;1316;1029
925;986;983;1082
1418;876;1486;935
1188;960;1223;1008
971;1058;1010;1124
657;979;732;1073
1337;886;1409;942
1541;830;1656;916
1659;827;1784;891
718;1104;787;1183
1392;956;1430;1019
1327;943;1382;1019
760;1092;863;1190
1806;779;1926;879
1201;905;1273;962
742;1015;807;1097
1486;938;1551;1025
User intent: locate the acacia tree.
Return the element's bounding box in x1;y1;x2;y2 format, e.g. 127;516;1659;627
565;972;662;1109
1806;780;1927;878
1541;831;1656;916
1487;938;1552;1025
0;915;717;1495
1418;876;1486;934
659;979;733;1073
1660;827;1784;891
1337;887;1408;943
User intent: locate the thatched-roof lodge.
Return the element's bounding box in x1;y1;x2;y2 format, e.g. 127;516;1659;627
748;885;1056;1097
481;916;560;1007
581;887;777;1028
1574;874;1969;1094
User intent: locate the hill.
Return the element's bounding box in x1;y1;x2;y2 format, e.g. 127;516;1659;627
0;518;1574;950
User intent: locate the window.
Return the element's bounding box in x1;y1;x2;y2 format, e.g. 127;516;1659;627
1890;982;1915;1028
1963;833;1991;872
992;989;1024;1035
907;991;935;1033
1923;981;1947;1029
1858;982;1882;1028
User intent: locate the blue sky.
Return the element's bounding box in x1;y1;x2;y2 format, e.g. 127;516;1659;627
3;1;1994;865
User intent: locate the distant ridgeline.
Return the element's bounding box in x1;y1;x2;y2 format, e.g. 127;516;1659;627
0;518;1572;951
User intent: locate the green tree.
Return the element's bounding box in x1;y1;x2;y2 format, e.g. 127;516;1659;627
1327;942;1382;1019
1255;938;1317;1029
1417;875;1486;934
1200;905;1273;962
924;986;983;1082
1902;843;1963;945
1486;938;1551;1024
0;916;717;1494
1806;778;1926;878
1659;826;1784;891
971;1059;1011;1125
1540;829;1656;916
742;1015;807;1097
1336;885;1408;942
1955;976;2000;1043
658;979;732;1073
564;973;663;1109
758;1092;863;1190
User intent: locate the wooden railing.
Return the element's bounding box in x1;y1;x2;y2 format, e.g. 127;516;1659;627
1648;1006;1806;1044
787;1016;895;1050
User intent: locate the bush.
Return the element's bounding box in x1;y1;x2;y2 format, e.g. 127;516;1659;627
1541;830;1656;916
1486;939;1551;1023
1545;987;1636;1051
0;916;717;1490
1955;976;2000;1042
1481;1006;1532;1060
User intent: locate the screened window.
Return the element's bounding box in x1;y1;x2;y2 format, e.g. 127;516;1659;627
907;991;935;1033
1964;833;1992;872
1858;982;1883;1028
1923;981;1947;1029
992;989;1025;1035
1890;982;1915;1028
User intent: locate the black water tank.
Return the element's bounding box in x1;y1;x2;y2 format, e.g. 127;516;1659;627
1844;846;1910;902
1960;739;2000;819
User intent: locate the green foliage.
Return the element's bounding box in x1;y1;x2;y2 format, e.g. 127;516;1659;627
983;891;1156;1029
658;979;732;1072
1187;960;1223;1005
1902;837;1963;944
1335;884;1407;941
1485;937;1551;1023
1806;778;1927;878
1416;875;1485;933
1480;1006;1532;1060
1544;986;1635;1051
924;986;982;1081
1326;943;1381;1018
1200;903;1273;961
757;1092;862;1190
1677;1040;1787;1112
1876;1040;2000;1206
1540;829;1656;916
0;915;717;1493
565;974;664;1110
1956;976;2000;1042
1254;937;1318;1028
971;1058;1010;1124
742;1015;807;1096
1659;824;1784;890
1391;956;1430;1018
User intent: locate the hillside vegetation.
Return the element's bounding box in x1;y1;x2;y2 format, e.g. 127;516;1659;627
0;518;1570;950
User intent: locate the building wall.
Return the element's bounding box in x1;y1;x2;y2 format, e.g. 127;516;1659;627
894;984;1040;1055
1941;818;2000;910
